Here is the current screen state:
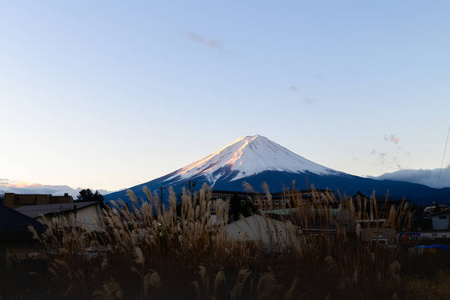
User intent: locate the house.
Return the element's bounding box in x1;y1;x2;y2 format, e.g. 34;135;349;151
348;191;403;210
211;188;335;214
15;201;104;232
0;205;46;266
225;214;295;254
348;191;406;242
431;208;450;230
3;193;73;209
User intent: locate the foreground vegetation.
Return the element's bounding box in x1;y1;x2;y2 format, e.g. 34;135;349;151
1;184;450;299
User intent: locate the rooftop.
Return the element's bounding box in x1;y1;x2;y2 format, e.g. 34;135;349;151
15;201;99;219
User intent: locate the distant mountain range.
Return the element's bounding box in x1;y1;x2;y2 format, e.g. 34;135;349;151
104;135;450;206
0;181;110;199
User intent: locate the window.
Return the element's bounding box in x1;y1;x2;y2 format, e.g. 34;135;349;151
241;200;245;205
255;200;259;205
275;200;279;205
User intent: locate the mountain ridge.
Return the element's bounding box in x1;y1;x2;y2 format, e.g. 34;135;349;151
104;135;450;206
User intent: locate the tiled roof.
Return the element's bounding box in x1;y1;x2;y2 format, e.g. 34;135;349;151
15;201;99;219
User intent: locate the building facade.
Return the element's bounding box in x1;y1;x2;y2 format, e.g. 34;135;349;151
3;193;73;209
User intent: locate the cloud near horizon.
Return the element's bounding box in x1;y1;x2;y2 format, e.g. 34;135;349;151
0;180;112;198
371;166;450;189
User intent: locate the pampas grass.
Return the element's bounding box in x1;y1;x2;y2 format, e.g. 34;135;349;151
1;183;446;299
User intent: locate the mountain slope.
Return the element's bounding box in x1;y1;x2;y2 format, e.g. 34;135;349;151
104;135;450;205
164;135;341;185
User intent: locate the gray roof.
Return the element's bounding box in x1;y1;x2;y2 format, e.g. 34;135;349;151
0;205;45;240
15;201;99;219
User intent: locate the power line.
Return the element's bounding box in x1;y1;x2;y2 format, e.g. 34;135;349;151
437;125;450;188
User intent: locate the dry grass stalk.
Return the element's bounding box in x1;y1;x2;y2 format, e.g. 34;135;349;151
29;182;420;299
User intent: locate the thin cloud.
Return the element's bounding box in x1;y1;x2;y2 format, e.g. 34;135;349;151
377;152;387;164
385;134;400;144
371;146;410;171
303;97;315;104
184;31;222;49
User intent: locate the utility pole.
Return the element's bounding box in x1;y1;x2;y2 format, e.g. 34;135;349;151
158;186;167;202
437;125;450;188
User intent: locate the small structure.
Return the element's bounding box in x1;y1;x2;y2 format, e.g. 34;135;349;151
3;193;73;209
15;201;104;232
431;208;450;231
0;205;45;266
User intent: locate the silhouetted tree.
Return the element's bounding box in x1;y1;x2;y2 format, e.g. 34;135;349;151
76;189;104;203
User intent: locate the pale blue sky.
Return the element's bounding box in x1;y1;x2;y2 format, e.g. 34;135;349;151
1;1;450;191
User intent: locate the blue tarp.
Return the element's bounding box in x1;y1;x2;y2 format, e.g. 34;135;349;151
415;244;450;250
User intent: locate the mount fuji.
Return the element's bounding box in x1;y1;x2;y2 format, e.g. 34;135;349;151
104;135;450;205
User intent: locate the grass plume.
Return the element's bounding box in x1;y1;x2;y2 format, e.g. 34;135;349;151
1;183;448;299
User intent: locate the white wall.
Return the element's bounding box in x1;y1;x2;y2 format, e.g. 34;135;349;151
75;204;104;232
225;214;294;253
37;204;104;232
432;214;450;231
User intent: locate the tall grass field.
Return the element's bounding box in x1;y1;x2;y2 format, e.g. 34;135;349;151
1;184;450;299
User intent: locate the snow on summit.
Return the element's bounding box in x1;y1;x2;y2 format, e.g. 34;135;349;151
165;134;339;185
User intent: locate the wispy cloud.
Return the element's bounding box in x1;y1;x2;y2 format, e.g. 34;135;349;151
184;31;222;49
385;134;400;144
371;146;411;168
303;97;315;104
377;152;387;164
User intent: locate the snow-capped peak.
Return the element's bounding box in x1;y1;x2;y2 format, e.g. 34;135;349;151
165;135;339;185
